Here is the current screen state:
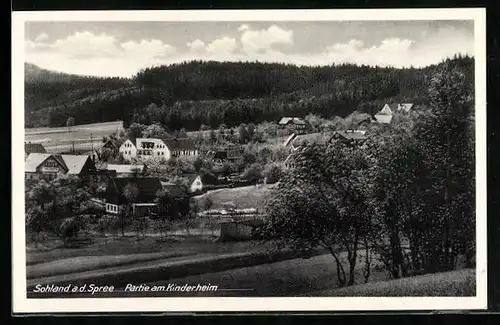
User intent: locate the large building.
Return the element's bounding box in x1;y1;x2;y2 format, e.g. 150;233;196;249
119;138;198;162
25;153;96;181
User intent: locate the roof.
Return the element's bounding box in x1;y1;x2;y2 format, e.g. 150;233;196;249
25;153;53;172
399;103;413;112
183;173;201;184
331;130;369;141
207;148;242;160
25;153;92;174
162;183;189;198
60;155;92;174
109;177;163;203
25;143;46;154
135;138;165;149
287;132;327;147
278;117;307;125
374;114;393;124
105;164;145;174
164;138;196;151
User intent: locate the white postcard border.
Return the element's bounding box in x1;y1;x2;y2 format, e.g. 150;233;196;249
12;8;487;313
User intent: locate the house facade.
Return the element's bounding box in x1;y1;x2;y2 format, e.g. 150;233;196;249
374;103;413;124
186;174;203;193
103;177;163;217
118;137;198;162
206;148;243;165
25;153;96;181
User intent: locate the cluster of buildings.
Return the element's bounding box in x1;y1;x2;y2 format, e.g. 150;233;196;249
119;137;198;162
24;136;204;219
282;103;413;168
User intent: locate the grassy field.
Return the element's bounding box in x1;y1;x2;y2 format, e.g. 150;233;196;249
25;121;124;153
310;268;476;297
192;183;278;210
26;234;273;265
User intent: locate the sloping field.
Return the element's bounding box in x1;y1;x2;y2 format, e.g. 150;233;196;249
25;121;124;153
310;268;475;297
192;183;278;210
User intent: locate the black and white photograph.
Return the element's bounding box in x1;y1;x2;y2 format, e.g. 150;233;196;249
12;9;487;313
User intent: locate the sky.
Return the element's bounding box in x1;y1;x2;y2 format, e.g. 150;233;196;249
24;20;474;78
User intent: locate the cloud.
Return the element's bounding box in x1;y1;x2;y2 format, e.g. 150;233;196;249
238;24;249;31
324;38;415;67
205;36;237;54
187;39;206;51
240;25;293;53
34;32;49;42
24;24;474;77
120;39;176;58
25;31;177;77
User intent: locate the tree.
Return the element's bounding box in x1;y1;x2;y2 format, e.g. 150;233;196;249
178;128;188;138
128;123;147;140
241;163;263;184
262;141;376;287
209;129;217;143
142;123;170;140
66;117;75;131
121;183;139;236
247;123;256;141
238;124;249;144
203;197;213;211
263;164;283;184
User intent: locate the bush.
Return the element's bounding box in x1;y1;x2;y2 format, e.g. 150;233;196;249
263;164;283;184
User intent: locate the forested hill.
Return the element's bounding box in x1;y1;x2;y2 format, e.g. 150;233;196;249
24;56;474;130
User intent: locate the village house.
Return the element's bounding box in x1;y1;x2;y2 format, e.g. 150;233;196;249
278;117;309;135
118;137;198;162
103;177;163;217
164;138;198;159
83;139;117;163
283;132;327;153
183;174;204;193
206;148;244;165
25;153;96;181
374;103;413;124
329;129;370;145
102;164;147;178
25;142;46;159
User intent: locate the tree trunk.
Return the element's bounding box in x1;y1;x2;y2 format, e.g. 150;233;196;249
348;235;358;286
329;247;346;287
363;236;371;283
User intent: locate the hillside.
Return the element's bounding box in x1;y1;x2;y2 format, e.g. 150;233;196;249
24;56;474;130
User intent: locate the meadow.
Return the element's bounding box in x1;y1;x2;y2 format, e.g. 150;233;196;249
25;121;124;153
192;183;278;210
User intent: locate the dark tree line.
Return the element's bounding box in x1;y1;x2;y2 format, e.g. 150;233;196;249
25;55;473;130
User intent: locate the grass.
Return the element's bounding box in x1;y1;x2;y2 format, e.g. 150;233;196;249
139;251;390;297
25;121;124;153
26;234;275;265
311;268;476;297
26;251;194;279
192;183;278;210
